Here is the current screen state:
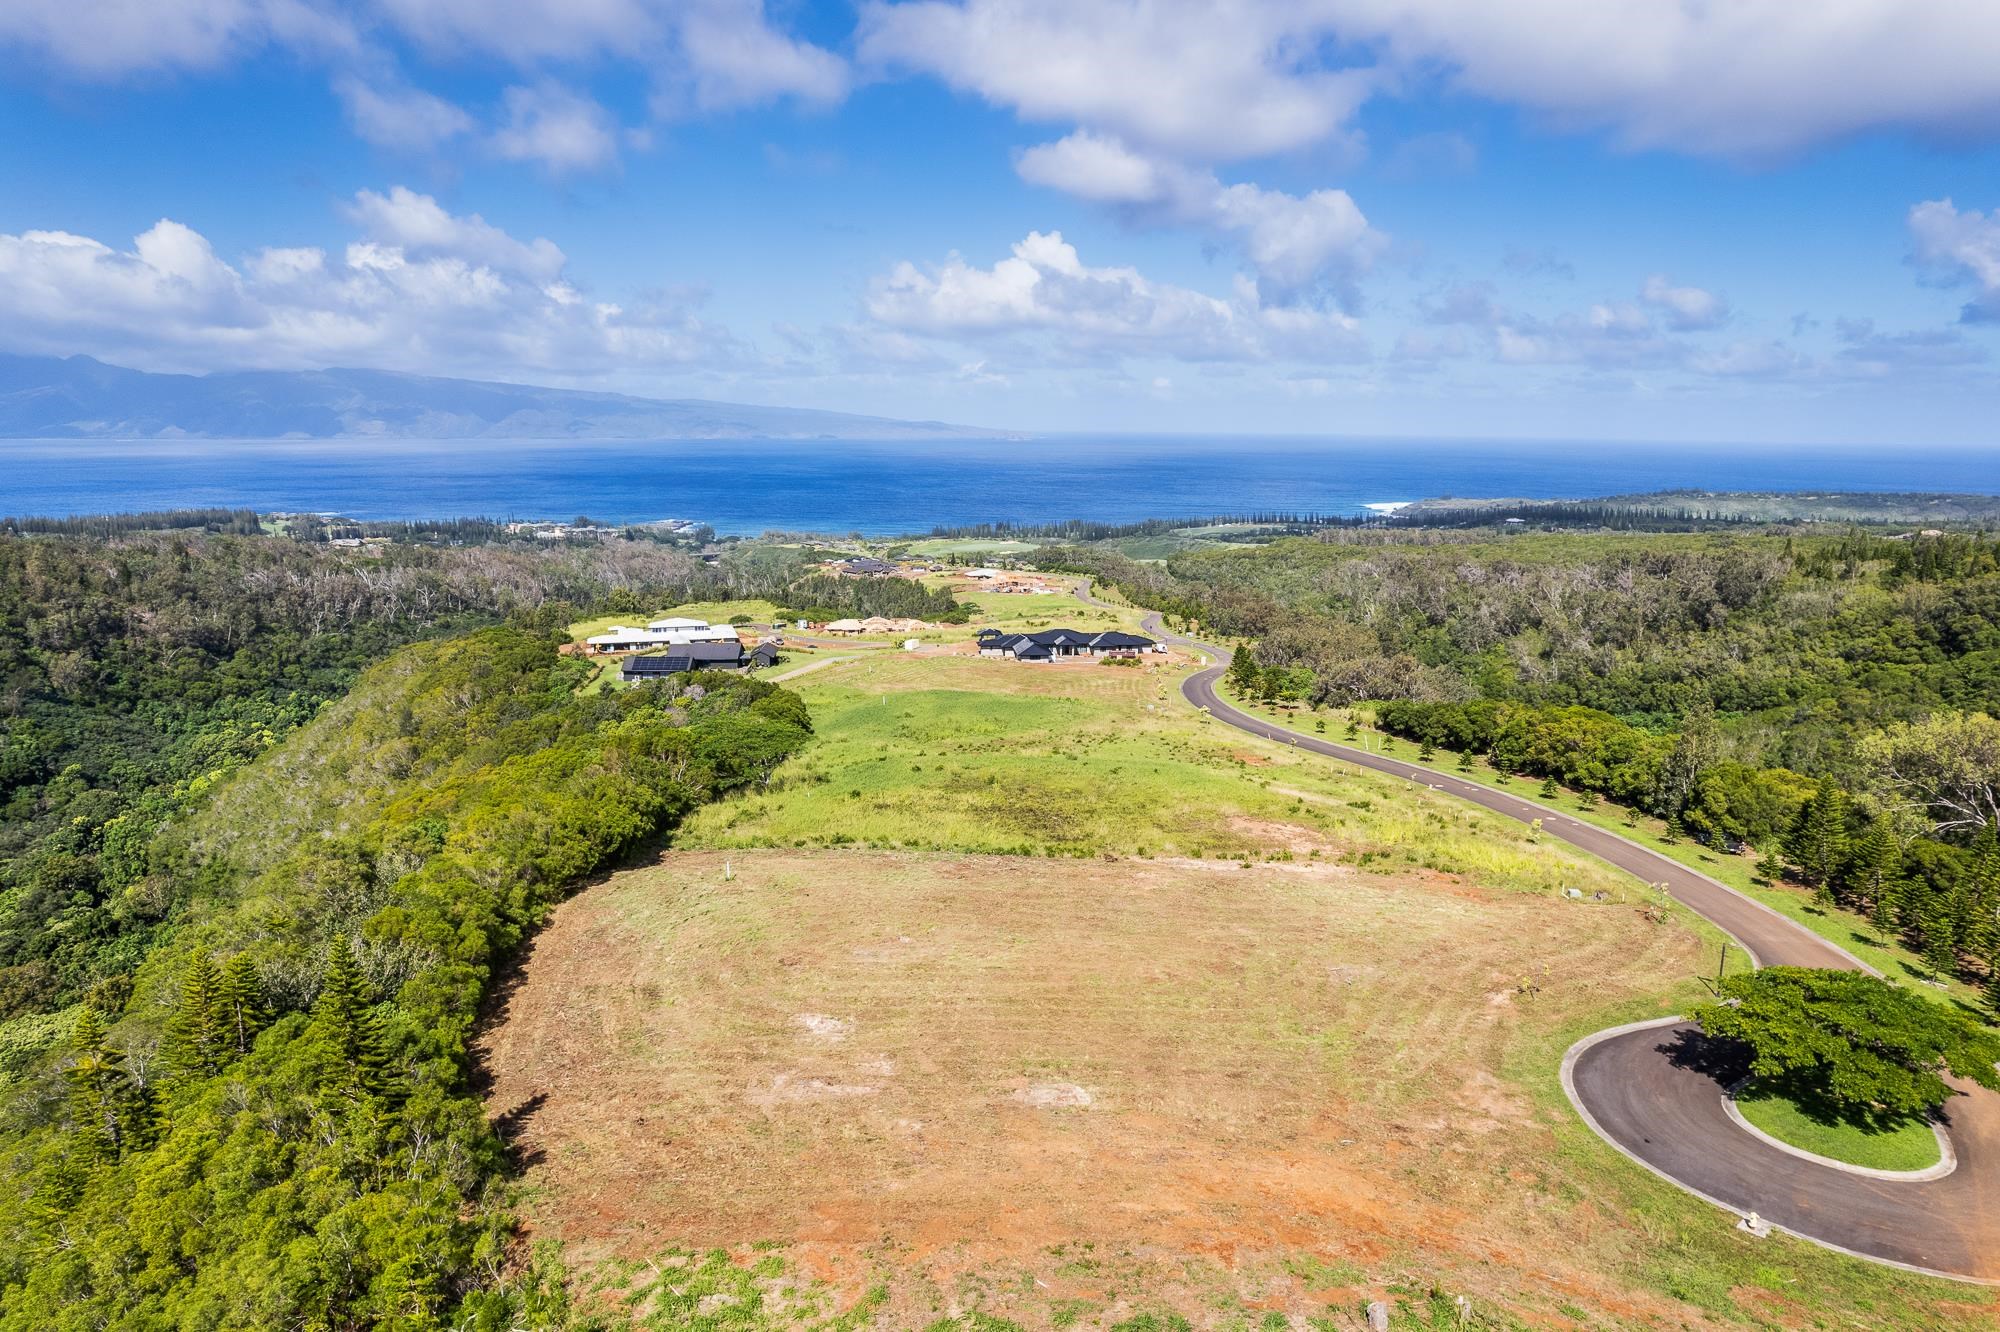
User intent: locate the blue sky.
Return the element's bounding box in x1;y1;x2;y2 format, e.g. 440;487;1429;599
3;1;2000;443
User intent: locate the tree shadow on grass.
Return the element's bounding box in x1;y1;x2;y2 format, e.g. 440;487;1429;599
1750;1076;1927;1136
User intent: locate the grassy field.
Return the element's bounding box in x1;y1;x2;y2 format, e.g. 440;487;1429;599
1733;1081;1943;1172
679;652;1643;895
568;599;789;640
901;538;1044;556
1213;685;1994;1016
571;588;1146;655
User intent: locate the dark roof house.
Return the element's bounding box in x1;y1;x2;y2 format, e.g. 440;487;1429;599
620;640;746;681
832;556;899;576
976;628;1158;660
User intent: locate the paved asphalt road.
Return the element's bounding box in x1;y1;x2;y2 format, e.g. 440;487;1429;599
1104;588;2000;1282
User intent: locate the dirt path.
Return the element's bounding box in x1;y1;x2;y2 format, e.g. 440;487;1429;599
766;653;859;683
1144;611;2000;1284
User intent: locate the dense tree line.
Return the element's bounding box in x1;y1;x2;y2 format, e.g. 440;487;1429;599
0;509;262;538
0;530;961;1028
1390;501;1762;531
1052;530;2000;1008
287;514;717;548
773;573;962;623
0;531;731;1022
925;513;1357;542
0;626;812;1327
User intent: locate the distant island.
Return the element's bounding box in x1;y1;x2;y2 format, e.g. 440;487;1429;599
0;353;1010;441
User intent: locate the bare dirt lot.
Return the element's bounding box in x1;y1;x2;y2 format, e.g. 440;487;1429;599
476;847;1784;1328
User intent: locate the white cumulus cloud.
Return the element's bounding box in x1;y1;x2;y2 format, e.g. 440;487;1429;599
0;0;355;76
490;84;623;173
334;76;475;152
1016;131;1383;305
1640;275;1729;331
344;186;567;281
864;230;1365;365
861;1;2000;160
1909;198;2000;323
859;0;1375;161
0;189;732;379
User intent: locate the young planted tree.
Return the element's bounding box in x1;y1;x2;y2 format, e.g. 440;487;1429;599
1692;966;2000;1118
1226;647;1261;696
1538;774;1560;799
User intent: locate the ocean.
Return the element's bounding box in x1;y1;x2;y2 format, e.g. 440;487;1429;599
6;435;1998;535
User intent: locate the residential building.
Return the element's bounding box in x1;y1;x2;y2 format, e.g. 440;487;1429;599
619;640;747;680
974;628;1160;660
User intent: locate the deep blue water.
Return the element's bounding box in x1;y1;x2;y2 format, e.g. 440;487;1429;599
6;436;1999;535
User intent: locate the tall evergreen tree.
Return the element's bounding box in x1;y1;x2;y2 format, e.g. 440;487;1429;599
217;952;269;1056
1869;879;1900;938
64;1008;140;1164
1848;815;1901;912
1226;647;1259;695
308;938;393;1100
1786;777;1850;897
1968;824;2000;963
1922;894;1960;981
162;952;228;1080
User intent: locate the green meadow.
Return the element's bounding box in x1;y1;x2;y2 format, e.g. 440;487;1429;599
681;651;1642;898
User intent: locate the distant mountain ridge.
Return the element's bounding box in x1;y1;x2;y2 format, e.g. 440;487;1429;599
0;354;1007;441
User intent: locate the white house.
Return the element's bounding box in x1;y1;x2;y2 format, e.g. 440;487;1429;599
585;625;672;654
587;618;740;654
646;617;739;644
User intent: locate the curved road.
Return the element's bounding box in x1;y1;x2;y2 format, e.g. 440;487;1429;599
1094;585;2000;1282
